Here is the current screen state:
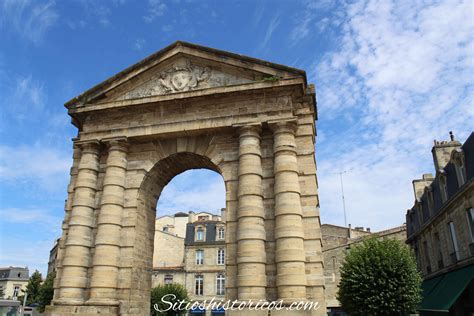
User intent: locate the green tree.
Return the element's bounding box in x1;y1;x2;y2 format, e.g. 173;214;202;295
24;270;43;305
37;272;55;312
337;238;422;316
150;283;189;316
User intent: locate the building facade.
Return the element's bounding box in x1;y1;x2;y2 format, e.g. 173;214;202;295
0;267;29;300
152;211;226;305
322;224;407;315
406;132;474;315
48;239;60;276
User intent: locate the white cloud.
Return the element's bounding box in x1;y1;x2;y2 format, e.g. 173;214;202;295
2;75;46;121
0;207;62;275
0;0;58;43
314;0;474;231
133;38;146;50
0;207;62;229
157;170;226;216
80;0;112;26
0;144;70;191
161;24;173;32
144;0;167;23
259;13;281;50
289;0;344;45
0;235;56;275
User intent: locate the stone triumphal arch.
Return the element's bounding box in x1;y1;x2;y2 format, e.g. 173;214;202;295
48;42;326;315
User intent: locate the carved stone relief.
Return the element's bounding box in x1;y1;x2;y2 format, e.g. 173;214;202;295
118;60;253;100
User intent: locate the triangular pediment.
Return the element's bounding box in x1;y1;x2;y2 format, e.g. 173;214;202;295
112;56;259;101
66;41;307;107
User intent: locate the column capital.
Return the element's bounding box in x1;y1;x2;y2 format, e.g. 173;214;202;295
75;140;101;154
234;123;262;137
102;137;129;152
268;119;298;134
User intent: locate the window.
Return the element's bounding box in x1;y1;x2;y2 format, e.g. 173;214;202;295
422;241;431;273
13;285;20;298
216;273;225;295
448;221;460;261
414;241;420;268
434;232;443;269
218;227;225;240
427;191;434;215
217;248;225;265
439;176;448;203
467;208;474;242
195;275;203;296
196;227;204;241
455;157;466;186
162;226;169;232
164;274;173;284
196;249;204;265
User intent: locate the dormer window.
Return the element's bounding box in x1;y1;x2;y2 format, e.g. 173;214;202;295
217;227;225;240
195;227;205;241
439;175;448;203
454;156;466;187
427;190;434;215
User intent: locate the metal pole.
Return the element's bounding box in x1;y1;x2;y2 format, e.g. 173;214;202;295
21;292;27;316
339;171;347;228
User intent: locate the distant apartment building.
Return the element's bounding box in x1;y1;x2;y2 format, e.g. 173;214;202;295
0;267;29;300
47;238;60;275
322;223;407;316
406;132;474;315
152;210;226;305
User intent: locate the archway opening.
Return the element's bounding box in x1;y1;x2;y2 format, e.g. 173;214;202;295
136;152;227;310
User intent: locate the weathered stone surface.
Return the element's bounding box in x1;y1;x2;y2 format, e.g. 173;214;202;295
48;41;326;315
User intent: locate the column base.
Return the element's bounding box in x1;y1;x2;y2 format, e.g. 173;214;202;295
45;304;119;316
86;299;120;306
226;308;323;316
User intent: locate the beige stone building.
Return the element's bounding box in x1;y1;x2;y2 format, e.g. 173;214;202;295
152;210;226;306
0;266;29;300
47;41;325;315
321;224;407;315
406;132;474;315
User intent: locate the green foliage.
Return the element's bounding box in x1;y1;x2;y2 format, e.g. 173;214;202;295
262;75;280;82
337;238;422;316
150;283;189;316
25;270;43;305
37;272;55;312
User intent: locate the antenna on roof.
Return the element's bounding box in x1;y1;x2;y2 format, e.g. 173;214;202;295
337;170;348;228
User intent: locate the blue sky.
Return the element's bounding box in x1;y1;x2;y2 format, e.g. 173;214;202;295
0;0;472;275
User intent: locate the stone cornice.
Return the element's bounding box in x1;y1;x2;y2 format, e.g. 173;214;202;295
69;78;305;114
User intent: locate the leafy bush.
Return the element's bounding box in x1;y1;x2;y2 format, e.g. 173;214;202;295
151;283;189;316
338;238;422;315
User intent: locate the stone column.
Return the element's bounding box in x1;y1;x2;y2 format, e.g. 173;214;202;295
236;124;267;300
271;121;307;302
88;138;128;305
56;141;100;304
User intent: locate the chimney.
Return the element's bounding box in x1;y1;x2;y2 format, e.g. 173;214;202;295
188;211;195;223
366;227;371;233
220;208;226;223
432;132;462;171
348;224;352;239
412;173;434;200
